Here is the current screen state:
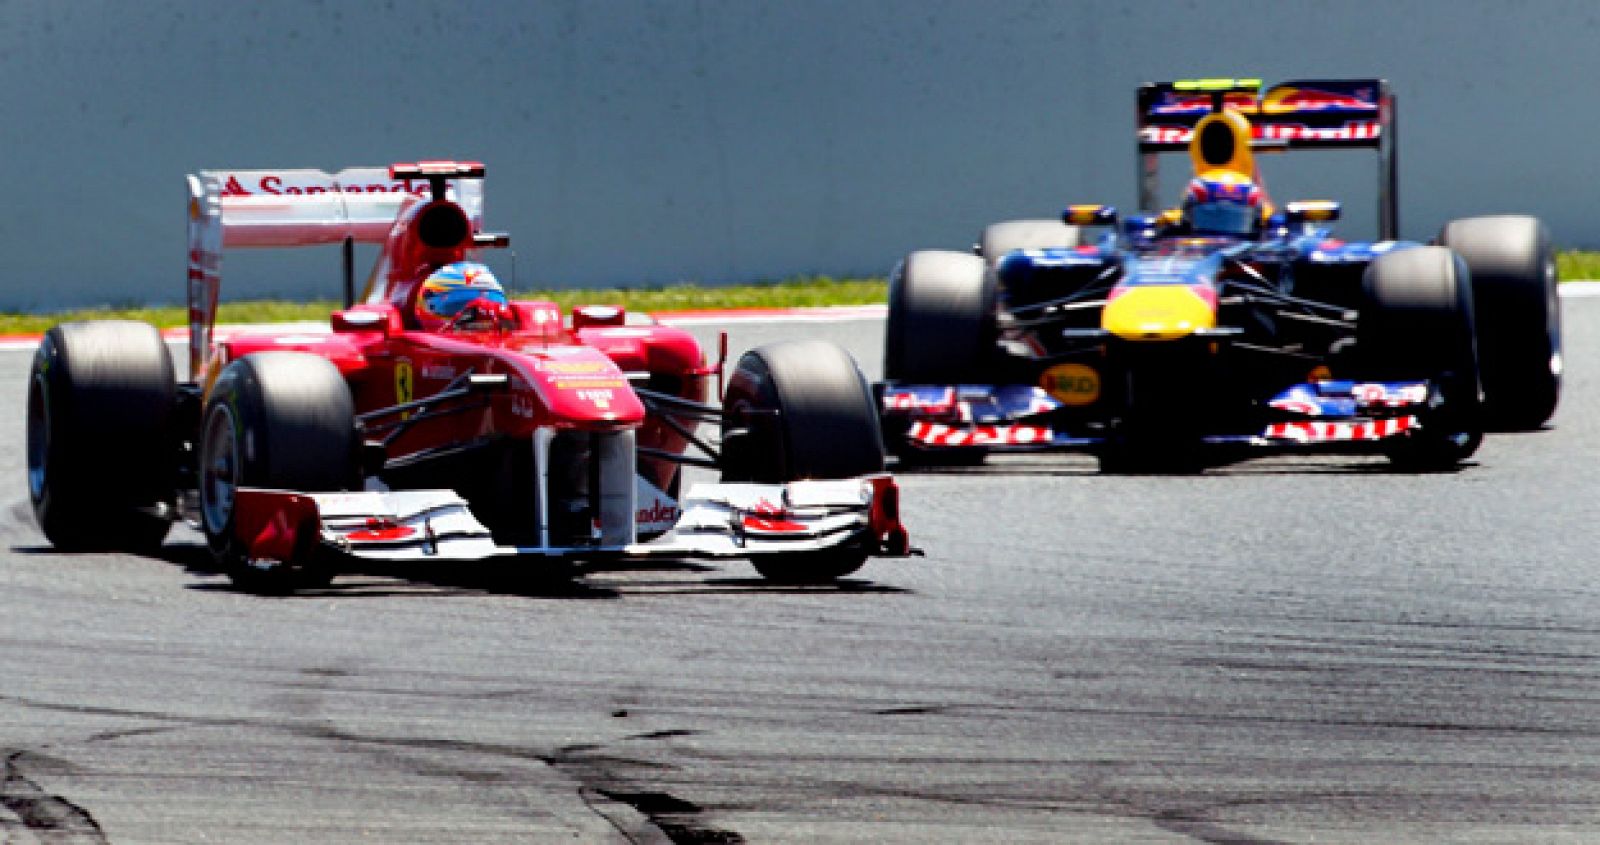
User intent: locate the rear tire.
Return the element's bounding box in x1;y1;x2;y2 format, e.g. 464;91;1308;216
722;341;883;583
1359;246;1483;471
198;352;356;592
1438;215;1560;430
26;321;175;552
882;250;997;466
980;219;1083;267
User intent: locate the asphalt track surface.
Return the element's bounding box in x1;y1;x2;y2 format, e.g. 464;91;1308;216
1;300;1598;844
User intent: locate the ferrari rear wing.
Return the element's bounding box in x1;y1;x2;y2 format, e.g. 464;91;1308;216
185;165;486;376
1135;78;1397;239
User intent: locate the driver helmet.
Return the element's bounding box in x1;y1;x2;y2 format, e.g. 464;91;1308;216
1182;174;1264;237
415;261;507;329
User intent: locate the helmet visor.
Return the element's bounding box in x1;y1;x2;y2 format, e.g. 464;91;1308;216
423;286;508;319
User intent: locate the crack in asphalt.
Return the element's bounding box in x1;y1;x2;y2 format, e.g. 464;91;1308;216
592;788;744;844
546;735;745;845
286;725;744;844
1150;807;1292;845
8;687;1593;842
1143;793;1393;845
628;729;700;741
872;704;961;716
0;691;743;842
1;751;107;843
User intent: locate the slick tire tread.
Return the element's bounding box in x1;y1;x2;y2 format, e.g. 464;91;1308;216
27;320;176;553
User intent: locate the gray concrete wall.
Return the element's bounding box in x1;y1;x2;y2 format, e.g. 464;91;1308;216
2;0;1595;309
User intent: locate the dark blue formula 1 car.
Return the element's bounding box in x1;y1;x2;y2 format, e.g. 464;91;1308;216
881;77;1561;472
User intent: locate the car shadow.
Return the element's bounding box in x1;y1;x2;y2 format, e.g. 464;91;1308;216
156;541;226;576
106;540;913;601
697;576;910;595
186;571;624;600
894;461;1102;478
892;454;1478;478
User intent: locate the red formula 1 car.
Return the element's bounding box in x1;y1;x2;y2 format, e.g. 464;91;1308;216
26;161;907;591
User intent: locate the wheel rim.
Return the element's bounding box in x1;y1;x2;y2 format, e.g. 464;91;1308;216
199;405;240;536
25;374;49;501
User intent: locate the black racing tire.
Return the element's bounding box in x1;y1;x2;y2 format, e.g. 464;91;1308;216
198;352;356;592
26;320;176;552
883;250;995;385
723;340;884;483
979;218;1083;267
722;340;883;583
1358;246;1484;471
1438;215;1561;430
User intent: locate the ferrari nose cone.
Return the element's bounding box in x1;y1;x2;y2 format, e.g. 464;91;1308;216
1102;285;1217;341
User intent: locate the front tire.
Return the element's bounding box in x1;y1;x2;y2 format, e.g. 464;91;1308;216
1359;246;1483;471
198;352;356;592
27;321;175;552
722;341;884;583
1438;215;1560;430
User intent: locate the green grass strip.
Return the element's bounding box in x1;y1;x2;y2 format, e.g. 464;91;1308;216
4;250;1597;336
1557;251;1600;283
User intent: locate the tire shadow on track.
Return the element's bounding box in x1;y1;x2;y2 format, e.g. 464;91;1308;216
602;575;910;596
176;562;910;601
171;554;628;601
1208;460;1478;477
10;542;914;600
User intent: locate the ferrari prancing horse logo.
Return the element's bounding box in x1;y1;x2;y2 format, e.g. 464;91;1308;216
394;359;414;404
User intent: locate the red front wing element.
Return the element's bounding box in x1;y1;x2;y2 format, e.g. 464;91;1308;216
233;490;320;566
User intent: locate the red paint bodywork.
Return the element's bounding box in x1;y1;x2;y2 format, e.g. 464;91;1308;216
197;171;715;489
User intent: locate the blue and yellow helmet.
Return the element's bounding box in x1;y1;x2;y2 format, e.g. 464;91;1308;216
416;262;506;328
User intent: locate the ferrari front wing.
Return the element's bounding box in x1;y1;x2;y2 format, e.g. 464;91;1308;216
230;476;909;571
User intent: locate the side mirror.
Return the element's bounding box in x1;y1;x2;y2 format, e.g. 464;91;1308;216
1063;204;1119;227
331;304;402;336
1284;200;1341;227
572;304;627;330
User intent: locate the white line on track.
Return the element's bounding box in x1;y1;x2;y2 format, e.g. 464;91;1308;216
1559;280;1600;297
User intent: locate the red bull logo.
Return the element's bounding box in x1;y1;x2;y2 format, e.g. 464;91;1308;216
1261;86;1376;114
